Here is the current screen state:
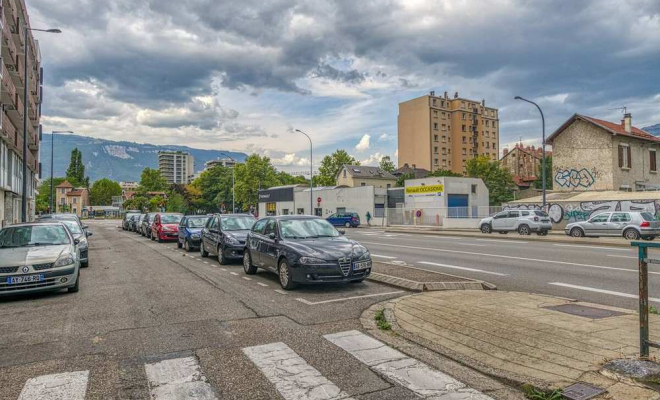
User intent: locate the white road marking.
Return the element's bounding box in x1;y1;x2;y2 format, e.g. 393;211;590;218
220;268;227;272
325;331;492;399
549;282;660;303
475;238;528;244
457;242;488;247
359;241;660;276
371;254;397;259
18;371;89;400
296;291;405;305
553;244;630;252
418;261;508;276
244;342;352;400
607;255;638;259
257;282;269;287
230;272;239;276
274;289;289;295
144;356;218;400
243;277;252;281
204;261;209;264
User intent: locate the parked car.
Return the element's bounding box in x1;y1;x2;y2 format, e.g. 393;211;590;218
38;218;92;268
142;213;156;238
479;210;552;235
327;212;360;228
122;211;141;230
39;213;83;226
0;222;81;296
200;214;256;264
127;215;139;232
242;216;372;290
151;213;184;242
135;214;146;233
565;211;660;240
177;215;211;252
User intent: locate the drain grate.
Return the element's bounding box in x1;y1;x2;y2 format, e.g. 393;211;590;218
542;304;626;319
562;382;606;400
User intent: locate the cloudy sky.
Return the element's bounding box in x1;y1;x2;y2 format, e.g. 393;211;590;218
31;0;660;172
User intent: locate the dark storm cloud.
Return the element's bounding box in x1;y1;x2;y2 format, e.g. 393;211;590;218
311;64;366;84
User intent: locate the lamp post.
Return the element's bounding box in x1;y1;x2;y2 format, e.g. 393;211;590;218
295;129;313;215
47;130;73;213
514;96;546;208
219;153;236;213
21;26;62;222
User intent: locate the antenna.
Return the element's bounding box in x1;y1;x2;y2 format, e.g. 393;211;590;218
609;106;627;114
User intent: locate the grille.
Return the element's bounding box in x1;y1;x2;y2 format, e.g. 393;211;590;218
338;258;351;277
33;263;54;271
0;266;19;274
0;277;59;292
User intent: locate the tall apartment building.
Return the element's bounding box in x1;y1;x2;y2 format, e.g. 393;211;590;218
398;91;500;175
158;151;194;184
0;0;43;226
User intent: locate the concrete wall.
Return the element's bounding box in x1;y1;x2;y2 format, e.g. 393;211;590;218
294;186;386;226
398;96;432;171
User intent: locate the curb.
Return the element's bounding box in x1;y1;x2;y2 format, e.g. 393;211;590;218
366;272;495;292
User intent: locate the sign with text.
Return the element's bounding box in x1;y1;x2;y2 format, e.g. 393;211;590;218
405;184;444;197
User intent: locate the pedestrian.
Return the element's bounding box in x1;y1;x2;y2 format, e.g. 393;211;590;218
366;211;372;227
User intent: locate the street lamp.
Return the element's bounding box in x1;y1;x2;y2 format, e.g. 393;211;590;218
46;130;73;213
21;25;62;222
295;129;313;215
219;153;236;213
514;96;547;208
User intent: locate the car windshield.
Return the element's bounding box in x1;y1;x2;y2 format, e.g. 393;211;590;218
161;214;182;224
0;225;70;248
126;213;140;220
221;216;256;231
280;219;340;239
187;217;209;228
59;220;83;234
534;211;549;217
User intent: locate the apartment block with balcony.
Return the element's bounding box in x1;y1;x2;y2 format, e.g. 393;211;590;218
398;91;500;175
0;0;43;226
158;151;195;184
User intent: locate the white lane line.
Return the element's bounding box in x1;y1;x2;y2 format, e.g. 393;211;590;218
18;371;89;400
243;277;252;281
274;289;289;295
418;261;508;276
243;342;352;400
220;268;227;272
549;282;660;303
324;331;492;399
145;356;218;400
475;238;528;244
457;242;488;247
553;244;630;252
296;291;405;305
257;282;269;287
371;254;397;259
230;272;239;276
204;261;209;264
607;255;638;259
359;241;660;276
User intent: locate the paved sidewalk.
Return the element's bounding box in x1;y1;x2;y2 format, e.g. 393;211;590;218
378;291;660;399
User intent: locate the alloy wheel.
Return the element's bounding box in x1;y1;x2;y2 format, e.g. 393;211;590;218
279;262;289;287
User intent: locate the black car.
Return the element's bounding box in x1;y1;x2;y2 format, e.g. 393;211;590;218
200;214;257;264
242;216;372;290
141;213;156;238
122;211;141;230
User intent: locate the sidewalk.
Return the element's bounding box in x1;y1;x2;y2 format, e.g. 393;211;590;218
372;291;660;399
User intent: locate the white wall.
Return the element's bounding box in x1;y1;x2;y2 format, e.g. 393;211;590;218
404;177;489;209
294;186;386;226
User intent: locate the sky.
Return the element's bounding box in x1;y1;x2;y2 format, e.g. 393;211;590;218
30;0;660;173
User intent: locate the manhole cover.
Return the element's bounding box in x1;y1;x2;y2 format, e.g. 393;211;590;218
562;382;606;400
542;304;626;319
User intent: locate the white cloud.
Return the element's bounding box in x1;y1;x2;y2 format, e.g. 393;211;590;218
379;133;395;141
355;134;371;152
361;152;386;166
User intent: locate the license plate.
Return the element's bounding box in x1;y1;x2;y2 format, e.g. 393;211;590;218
353;261;371;271
7;275;44;284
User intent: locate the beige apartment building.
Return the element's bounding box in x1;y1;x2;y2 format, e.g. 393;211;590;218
398;91;500;175
55;181;89;217
158;151;195;184
336;165;397;188
0;0;43;225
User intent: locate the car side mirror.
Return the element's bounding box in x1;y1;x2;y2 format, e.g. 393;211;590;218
86;232;93;237
74;238;80;245
268;233;277;240
83;225;89;230
338;230;346;235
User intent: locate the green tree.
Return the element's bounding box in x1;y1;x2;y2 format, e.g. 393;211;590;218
235;154;280;211
149;195;167;211
139;168;169;192
65;148;88;187
89;178;122;206
190;165;233;212
166;192;185;212
465;156;515;205
36;177;66;213
379;156;396;173
124;196;149;212
395;172;413;187
277;171;308;185
317;149;359;186
533;155;553;190
428;169;463;177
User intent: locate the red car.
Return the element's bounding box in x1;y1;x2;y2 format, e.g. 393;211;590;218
151;213;183;243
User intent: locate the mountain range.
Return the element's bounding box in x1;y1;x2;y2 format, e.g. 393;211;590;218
40;134;247;183
644;124;660;136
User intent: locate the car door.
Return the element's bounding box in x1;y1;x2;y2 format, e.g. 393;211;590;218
209;217;222;254
249;219;268;266
178;217;187;243
327;213;338;226
491;212;509;230
260;219;279;270
608;213;631;236
583;213;610;236
202;217;215;251
505;211;520;230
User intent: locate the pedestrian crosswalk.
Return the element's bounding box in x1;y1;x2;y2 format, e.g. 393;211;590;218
12;331;492;400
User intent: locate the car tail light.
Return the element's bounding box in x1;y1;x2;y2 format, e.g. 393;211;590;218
641;221;651;227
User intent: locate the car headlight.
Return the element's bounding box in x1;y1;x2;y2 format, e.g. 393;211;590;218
54;254;75;267
191;233;201;239
224;234;239;245
358;251;371;260
299;256;326;264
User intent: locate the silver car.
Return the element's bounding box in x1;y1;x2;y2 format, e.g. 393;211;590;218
0;222;81;296
46;219;92;268
479;210;553;235
565;211;660;240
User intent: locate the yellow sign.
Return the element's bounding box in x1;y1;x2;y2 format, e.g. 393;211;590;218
405;184;444;195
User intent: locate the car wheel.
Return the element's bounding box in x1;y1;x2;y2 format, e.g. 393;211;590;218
68;272;80;293
570;227;584;238
177;238;183;249
81;260;89;268
218;245;228;265
243;251;257;274
344;222;351;228
517;225;531;235
184;239;192;252
200;241;209;257
624;228;640;241
480;224;492;234
278;259;297;290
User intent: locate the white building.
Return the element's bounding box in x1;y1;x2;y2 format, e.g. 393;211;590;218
158;151;195;184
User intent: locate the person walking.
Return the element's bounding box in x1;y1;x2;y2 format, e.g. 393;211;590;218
366;211;372;227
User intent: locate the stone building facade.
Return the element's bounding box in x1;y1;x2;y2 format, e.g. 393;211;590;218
500;144;551;189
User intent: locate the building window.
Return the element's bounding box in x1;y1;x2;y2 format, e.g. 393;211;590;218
461;102;465;109
485;120;489;127
434;158;439;166
434;134;439;142
651;149;657;172
493;121;496;129
361;182;366;186
433;122;438;130
442;124;446;131
442;148;447;155
432;99;436;106
492;143;496;149
485;132;489;138
471;184;477;194
441;101;445;107
297;208;305;215
343;169;346;178
462;113;466;120
387;184;391;188
462;148;467;155
442;160;447;167
434;146;438;154
462;125;466;132
442;112;446;118
282;209;289;215
433;110;438;118
618;144;631;169
442;136;446;143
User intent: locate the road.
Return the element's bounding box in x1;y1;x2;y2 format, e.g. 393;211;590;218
0;220;512;400
345;228;659;310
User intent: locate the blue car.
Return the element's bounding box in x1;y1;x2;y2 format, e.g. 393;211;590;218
177;215;211;252
327;212;361;228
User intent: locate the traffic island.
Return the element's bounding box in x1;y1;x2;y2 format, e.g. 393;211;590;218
367;261;495;291
365;290;660;399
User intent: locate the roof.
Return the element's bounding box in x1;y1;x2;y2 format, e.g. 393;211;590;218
339;165;397;180
508;190;660;204
56;181;74;188
393;165;430;179
66;190;85;196
547;114;658;145
263;184;307;190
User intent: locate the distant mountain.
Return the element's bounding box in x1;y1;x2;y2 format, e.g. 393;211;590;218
40;134;247;183
644;124;660;136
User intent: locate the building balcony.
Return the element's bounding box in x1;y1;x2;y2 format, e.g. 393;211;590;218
1;63;17;107
1;111;17;145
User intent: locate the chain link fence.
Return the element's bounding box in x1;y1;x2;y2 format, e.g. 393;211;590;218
387;206;503;227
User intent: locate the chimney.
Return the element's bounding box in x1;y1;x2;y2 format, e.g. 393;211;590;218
503;148;509;156
430;90;435;97
444;91;448;99
622;113;632;133
482;99;485;106
454;92;459;99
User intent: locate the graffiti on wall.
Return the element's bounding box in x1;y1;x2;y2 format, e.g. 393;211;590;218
504;200;660;225
554;168;596;189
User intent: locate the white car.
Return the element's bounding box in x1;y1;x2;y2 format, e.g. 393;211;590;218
479;210;553;235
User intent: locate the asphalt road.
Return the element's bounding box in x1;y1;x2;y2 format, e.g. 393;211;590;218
345;228;660;310
0;220;516;400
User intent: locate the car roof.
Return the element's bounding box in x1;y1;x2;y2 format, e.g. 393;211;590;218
268;215;322;221
214;214;255;218
3;221;68;228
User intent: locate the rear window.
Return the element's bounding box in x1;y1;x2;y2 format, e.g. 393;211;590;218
534;211;549;217
521;211;530;216
641;212;656;222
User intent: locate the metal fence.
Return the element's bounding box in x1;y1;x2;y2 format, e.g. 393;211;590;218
386;206;502;227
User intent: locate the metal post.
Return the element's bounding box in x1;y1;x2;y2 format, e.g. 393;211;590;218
639;245;650;358
295;130;313;215
514;96;547;208
219;153;236;213
50;132;54;213
21;25;28;222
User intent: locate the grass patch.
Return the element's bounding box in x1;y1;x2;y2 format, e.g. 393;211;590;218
375;309;391;331
650;306;659;315
522;384;562;400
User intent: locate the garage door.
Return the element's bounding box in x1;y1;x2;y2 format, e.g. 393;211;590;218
447;194;469;218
